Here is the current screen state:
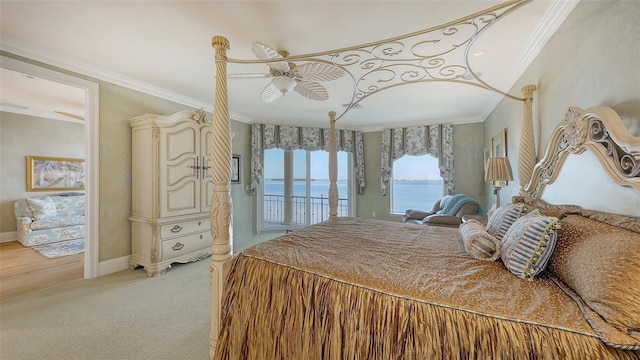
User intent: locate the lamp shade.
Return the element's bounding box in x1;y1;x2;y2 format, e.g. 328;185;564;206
485;157;514;182
272;76;297;95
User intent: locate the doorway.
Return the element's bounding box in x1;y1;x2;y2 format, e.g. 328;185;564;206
0;56;99;292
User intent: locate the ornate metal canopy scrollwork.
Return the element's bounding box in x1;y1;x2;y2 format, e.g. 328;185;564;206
226;0;531;120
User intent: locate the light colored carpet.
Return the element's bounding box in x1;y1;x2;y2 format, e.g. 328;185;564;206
32;238;85;258
0;259;212;360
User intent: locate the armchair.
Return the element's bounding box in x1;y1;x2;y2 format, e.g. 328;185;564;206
402;194;483;228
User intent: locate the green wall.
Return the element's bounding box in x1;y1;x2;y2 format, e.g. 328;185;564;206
3;0;637;264
0;52;261;261
0;51;502;263
357;123;486;223
483;0;640;207
0;113;85;232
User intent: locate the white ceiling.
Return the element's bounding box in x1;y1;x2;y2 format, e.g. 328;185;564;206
0;1;577;131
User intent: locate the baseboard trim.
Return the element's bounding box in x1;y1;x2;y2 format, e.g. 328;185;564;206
97;255;131;277
0;232;17;243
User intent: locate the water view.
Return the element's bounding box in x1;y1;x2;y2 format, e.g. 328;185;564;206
264;179;443;215
391;180;443;213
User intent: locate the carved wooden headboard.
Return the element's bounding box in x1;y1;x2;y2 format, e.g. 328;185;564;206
523;106;640;216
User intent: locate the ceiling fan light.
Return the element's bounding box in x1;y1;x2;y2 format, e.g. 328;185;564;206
272;76;297;95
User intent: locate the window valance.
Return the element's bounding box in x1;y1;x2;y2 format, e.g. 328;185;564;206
380;124;454;195
251;124;365;195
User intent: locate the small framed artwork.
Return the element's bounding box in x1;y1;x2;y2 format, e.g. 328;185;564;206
27;156;85;191
492;129;507;157
483;141;492;172
231;154;240;183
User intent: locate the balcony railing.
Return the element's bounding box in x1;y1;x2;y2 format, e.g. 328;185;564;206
264;194;349;226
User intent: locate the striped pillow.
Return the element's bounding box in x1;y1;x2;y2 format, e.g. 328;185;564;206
459;219;501;261
485;204;527;241
500;213;561;281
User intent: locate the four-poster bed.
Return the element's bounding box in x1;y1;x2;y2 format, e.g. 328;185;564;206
206;1;639;359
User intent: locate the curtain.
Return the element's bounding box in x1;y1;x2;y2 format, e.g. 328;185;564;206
250;124;366;195
380;124;454;195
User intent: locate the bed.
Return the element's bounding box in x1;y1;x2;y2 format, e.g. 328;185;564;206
208;105;640;359
204;2;639;359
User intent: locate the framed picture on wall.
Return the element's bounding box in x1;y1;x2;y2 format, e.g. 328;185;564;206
483;141;492;172
231;154;240;183
492;129;507;157
27;156;85;191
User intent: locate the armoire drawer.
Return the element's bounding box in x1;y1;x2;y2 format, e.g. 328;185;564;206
160;231;212;261
160;218;210;238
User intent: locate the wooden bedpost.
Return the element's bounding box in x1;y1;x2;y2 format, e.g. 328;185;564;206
328;111;338;219
209;35;234;359
519;84;537;195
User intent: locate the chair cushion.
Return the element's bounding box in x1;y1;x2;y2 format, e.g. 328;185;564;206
403;209;434;222
14;197;57;220
30;215;85;230
423;214;462;227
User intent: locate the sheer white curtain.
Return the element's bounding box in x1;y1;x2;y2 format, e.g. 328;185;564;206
250;124;365;195
380;124;454;195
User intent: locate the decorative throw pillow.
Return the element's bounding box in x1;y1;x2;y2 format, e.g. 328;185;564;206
500;213;560;281
459;219;501;261
485;203;528;241
24;197;57;220
549;215;640;331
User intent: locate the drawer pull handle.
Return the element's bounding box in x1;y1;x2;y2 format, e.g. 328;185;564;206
198;221;201;226
170;225;182;233
200;234;203;239
172;242;185;251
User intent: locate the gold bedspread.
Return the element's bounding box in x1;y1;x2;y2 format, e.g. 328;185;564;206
215;218;639;359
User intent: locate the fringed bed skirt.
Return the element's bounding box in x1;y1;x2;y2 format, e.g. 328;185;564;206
215;254;638;359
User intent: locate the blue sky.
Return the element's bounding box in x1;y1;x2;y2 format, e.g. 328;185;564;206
393;154;441;180
264;149;348;179
264;150;441;180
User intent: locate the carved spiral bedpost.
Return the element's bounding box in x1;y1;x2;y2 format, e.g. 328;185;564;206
328;111;338;219
209;35;234;359
519;84;537;195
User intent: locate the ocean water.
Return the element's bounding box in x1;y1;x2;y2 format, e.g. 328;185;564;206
263;179;443;214
264;179;347;199
391;180;443;213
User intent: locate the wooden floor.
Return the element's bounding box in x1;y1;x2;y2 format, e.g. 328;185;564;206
0;241;83;301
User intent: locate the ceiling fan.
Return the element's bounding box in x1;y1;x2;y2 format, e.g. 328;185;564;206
228;42;345;103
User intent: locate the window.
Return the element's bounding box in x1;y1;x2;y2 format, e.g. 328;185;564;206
391;154;443;214
260;148;352;230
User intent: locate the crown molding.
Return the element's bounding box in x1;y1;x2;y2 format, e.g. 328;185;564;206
0;37;254;124
480;0;580;121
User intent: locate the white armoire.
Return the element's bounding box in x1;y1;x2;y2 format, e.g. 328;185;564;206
129;109;213;276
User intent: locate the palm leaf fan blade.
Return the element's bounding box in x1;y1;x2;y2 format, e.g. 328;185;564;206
294;80;329;101
296;63;345;82
252;42;289;72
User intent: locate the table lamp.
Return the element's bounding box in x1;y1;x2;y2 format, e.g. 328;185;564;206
485;156;513;208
